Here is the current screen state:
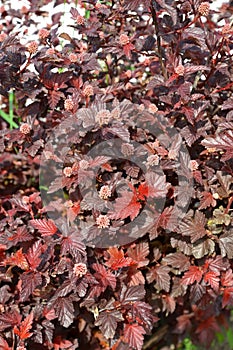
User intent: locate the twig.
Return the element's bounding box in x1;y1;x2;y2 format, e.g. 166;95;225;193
143;325;168;349
150;0;168;80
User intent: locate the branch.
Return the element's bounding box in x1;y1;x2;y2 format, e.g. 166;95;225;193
143;325;168;349
150;0;167;80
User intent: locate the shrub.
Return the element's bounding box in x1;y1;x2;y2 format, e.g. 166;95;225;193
0;0;233;349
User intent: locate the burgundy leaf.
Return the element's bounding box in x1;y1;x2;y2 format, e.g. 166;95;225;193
7;226;33;246
123;323;146;350
20;271;42;301
219;230;233;259
145;172;168;198
119;285;145;305
222;287;233;308
162;294;176;315
127;242;149;268
131;301;156;332
108;189;141;221
178;211;207;243
147;265;171;292
92;263;116;290
0;336;11;350
0;310;21;332
162;252;190;272
54;297;74;328
61;233;86;258
95;309;123;339
201;130;233;161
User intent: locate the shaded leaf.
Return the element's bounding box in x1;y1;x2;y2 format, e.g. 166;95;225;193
0;336;11;350
95;309;123;339
54;297;74;328
219;230;233;259
92;263;116;290
20;271;42;301
120;285;145;305
147;265;171;292
0;311;21;332
162;252;190;272
179;211;207;243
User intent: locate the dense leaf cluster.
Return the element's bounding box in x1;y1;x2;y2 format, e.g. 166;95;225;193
0;0;233;349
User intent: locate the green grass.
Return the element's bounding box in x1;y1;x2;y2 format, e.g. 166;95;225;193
178;325;233;350
0;90;19;129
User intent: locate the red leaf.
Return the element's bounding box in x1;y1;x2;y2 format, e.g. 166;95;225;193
0;336;11;350
162;295;176;315
137;183;149;200
92;263;116;290
123;43;135;59
181;266;203;286
7;226;33;246
127;242;149;268
123;323;146;350
67;202;80;223
5;248;29;270
26;241;43;270
53;336;73;350
199;191;216;210
222;287;233;308
109;190;141;221
30;219;57;236
14;312;33;340
195;316;219;346
105;247;135;270
221;269;233;287
203;271;220;292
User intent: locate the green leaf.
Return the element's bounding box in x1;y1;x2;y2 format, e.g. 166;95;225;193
227;328;233;348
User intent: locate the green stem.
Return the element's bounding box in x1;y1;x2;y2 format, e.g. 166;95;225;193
0;109;18;129
9;89;14;130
